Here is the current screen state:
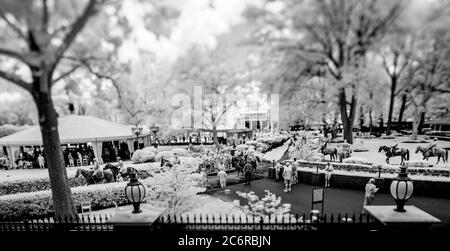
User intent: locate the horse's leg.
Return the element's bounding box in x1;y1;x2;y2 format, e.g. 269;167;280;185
386;157;389;164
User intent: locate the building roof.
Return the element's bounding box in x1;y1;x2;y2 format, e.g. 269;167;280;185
425;118;450;125
0;115;136;146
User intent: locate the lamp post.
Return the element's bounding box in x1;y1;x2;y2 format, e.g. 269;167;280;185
124;172;146;214
150;123;159;144
390;165;413;212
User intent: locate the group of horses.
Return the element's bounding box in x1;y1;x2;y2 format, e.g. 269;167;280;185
320;141;448;165
75;164;137;185
377;145;448;165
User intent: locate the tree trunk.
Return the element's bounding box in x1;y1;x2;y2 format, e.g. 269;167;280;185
212;124;218;146
338;88;356;144
386;77;397;135
418;111;426;134
397;93;407;123
33;73;77;219
411;109;420;140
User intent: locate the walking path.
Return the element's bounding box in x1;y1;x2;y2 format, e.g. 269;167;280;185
208;178;450;230
263;140;291;162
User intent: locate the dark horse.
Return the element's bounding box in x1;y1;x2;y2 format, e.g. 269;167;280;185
415;146;448;165
103;163;118;181
378;145;410;165
320;143;338;162
75;168;115;185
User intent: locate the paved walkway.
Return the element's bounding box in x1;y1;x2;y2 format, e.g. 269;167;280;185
263;140;291;162
208;178;450;230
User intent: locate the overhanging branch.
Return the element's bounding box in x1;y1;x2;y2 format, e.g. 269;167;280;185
0;70;32;92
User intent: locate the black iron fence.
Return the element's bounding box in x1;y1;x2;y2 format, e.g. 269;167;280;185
0;213;378;232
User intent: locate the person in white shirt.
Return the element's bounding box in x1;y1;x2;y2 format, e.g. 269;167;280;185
363;178;379;213
200;168;208;189
37;154;45;169
217;168;227;190
282;164;294;192
324;163;334;187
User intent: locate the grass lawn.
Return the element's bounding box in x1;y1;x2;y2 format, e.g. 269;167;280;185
328;136;450;168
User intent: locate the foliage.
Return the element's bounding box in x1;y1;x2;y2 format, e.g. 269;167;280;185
0;181;130;220
342;157;370;165
142;163;205;215
234;190;292;218
131;147;157;163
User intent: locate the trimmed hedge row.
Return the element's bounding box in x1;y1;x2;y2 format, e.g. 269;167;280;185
288;160;450;177
296;170;450;199
0;182;130;220
0;166;155;196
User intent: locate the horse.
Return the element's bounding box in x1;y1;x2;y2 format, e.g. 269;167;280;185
75;168;95;185
378;145;410;165
75;168;115;185
320;144;338;162
415;146;448;164
103;163;119;181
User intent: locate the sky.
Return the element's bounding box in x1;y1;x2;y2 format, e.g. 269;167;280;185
118;0;262;64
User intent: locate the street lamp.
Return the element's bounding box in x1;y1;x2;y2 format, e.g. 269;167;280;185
132;124;143;137
124;172;146;214
149;123;159;143
390;165;413;212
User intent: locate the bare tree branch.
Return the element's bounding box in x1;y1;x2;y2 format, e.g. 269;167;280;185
0;70;32;92
0;7;28;42
53;0;102;66
0;47;32;65
52;64;82;84
42;0;49;32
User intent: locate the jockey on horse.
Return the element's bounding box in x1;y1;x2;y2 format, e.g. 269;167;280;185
391;139;399;155
426;138;438;155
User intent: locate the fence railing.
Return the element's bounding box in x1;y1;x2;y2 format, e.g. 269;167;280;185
0;213;377;232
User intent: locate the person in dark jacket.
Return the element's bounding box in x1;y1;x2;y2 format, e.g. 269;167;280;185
243;162;253;186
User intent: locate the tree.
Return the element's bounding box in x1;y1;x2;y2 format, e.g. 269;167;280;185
0;0;107;218
381;39;411;135
408;31;450;139
250;0;403;143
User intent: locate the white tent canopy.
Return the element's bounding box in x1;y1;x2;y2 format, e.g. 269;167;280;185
0;115;143;166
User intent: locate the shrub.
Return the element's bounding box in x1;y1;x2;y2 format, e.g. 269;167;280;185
0;177;86;196
404;160;431;168
132;147;157;163
172;148;189;157
0;182;130;220
131;149;144;163
155;151;175;162
245;140;258;146
0;164;158;196
342;157;370;165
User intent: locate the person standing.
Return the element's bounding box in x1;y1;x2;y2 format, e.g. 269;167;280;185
243;161;253;186
282;164;294;192
324;163;334;187
37;154;45;169
363;178;379;213
292;158;299;184
200;168;208;189
217;168;227;190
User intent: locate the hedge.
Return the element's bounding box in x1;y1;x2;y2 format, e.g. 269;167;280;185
286;160;450;177
0;181;131;220
0;164;157;196
295;169;450;199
